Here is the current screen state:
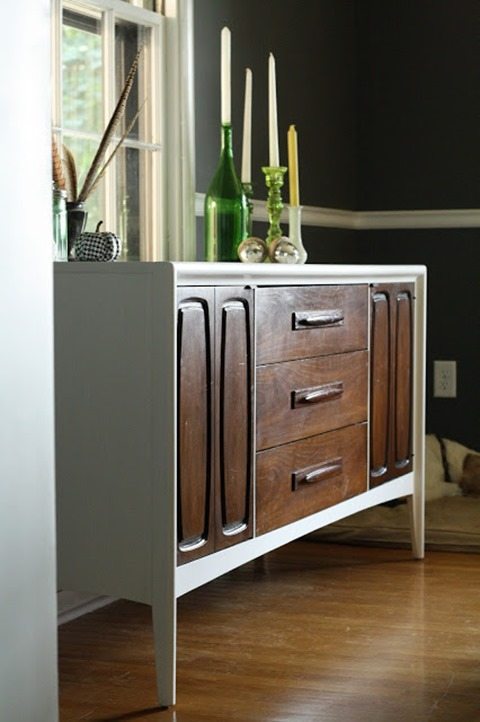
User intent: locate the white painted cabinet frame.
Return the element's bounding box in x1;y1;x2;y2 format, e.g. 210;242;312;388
54;262;426;707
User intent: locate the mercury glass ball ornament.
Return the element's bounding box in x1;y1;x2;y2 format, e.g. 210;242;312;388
269;236;300;264
237;236;268;263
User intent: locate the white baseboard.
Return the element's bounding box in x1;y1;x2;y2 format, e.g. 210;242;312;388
57;590;116;625
195;192;480;230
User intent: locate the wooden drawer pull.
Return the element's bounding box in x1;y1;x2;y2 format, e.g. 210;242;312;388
222;521;248;537
292;458;343;490
292;381;344;408
178;535;207;553
293;309;344;329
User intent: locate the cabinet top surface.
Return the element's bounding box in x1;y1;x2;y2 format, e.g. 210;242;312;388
55;261;427;286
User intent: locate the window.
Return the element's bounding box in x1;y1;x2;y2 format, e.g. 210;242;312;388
52;0;165;260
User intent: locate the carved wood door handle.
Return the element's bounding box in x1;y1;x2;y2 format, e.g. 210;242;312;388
292;458;343;490
293;309;344;329
292;381;344;408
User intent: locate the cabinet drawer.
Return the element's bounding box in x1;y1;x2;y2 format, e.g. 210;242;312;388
256;350;367;450
256;423;367;535
256;285;368;364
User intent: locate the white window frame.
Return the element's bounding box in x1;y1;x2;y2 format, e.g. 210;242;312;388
51;0;195;261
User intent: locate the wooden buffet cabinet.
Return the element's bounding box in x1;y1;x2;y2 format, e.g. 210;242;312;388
55;262;426;707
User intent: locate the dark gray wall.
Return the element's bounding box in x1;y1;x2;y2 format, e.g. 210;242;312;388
194;1;480;449
357;0;480;210
194;0;357;209
356;1;480;449
356;230;480;450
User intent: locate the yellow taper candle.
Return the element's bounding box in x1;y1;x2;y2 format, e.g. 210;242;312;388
288;124;299;206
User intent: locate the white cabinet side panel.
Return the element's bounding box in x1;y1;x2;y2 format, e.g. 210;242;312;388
150;263;178;705
410;272;427;558
55;268;156;602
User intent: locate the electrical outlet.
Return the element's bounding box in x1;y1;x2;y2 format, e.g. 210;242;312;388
434;360;457;398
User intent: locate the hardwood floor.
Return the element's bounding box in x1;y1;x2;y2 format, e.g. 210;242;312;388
58;541;480;722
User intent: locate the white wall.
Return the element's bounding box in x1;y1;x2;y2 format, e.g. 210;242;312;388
0;1;58;720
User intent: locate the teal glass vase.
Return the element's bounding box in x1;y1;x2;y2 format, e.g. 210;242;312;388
205;124;248;261
52;186;68;261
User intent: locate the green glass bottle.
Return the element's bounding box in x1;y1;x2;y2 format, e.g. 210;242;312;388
205;124;248;261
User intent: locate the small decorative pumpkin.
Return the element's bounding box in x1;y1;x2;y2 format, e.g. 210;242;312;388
74;221;121;262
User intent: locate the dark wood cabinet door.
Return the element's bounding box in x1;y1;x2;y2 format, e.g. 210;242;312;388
370;290;391;481
370;283;414;486
214;288;254;550
177;288;215;564
394;291;413;471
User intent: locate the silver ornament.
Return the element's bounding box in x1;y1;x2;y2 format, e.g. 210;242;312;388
269;236;300;264
238;236;268;263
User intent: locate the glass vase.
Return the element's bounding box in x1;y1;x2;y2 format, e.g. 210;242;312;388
288;205;308;264
204;124;248;262
66;201;88;260
53;187;68;261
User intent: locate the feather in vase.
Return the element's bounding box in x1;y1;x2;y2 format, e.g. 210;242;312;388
86;99;147;200
62;144;78;203
52;136;66;191
77;46;143;203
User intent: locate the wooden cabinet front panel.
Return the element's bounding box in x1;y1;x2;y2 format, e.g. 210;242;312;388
256;423;367;535
370;283;414;486
177;289;215;564
256;350;368;450
370;291;390;480
394;291;413;470
175;279;415;562
256;285;368;364
215;288;254;550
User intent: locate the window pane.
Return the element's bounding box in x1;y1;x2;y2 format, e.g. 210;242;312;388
63;135;105;233
116;146;151;260
119;0;158;11
62;9;102;134
115;19;150;142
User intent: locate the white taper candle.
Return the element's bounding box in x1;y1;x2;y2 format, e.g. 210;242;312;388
241;68;253;183
221;27;231;125
268;53;279;167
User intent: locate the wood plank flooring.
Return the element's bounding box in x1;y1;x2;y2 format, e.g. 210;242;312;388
58;541;480;722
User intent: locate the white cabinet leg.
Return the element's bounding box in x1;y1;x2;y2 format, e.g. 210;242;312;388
152;597;176;708
410;271;426;561
408;486;425;560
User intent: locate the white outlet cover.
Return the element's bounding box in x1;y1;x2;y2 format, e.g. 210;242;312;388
433;360;457;398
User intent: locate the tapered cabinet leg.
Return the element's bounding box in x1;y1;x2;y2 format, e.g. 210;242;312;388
152;597;177;707
408;437;425;559
408;272;426;561
408;492;425;560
